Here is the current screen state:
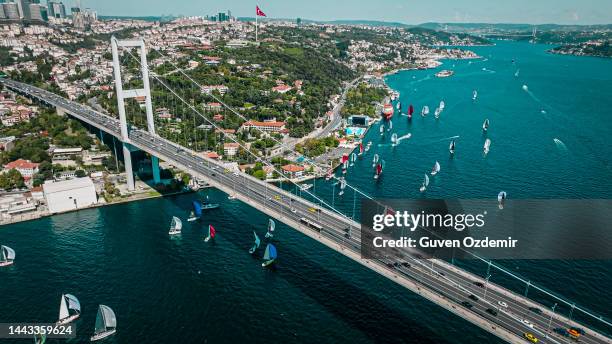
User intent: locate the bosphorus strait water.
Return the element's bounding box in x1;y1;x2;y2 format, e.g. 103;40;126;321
1;41;611;343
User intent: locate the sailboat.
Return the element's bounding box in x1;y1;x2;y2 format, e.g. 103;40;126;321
374;162;383;180
201;195;220;210
483;138;491;156
419;174;430;192
434;107;441;119
265;219;275;238
262;243;278;267
421;106;429;117
372;153;379;168
187;201;202;222
168;216;182;235
204;224;216;242
249;231;261;254
57;294;81;325
497;191;507;209
90;305;116;342
388;120;393;131
365;141;372;152
439;100;445;111
380;124;385;135
341;153;349;174
358;142;364;156
430;161;440;176
472;90;478;101
515;69;520;77
482;119;490;132
449;140;456;155
338;177;346;196
0;245;15;267
391;133;398;146
396;102;401;110
408;104;414;120
350;152;357;166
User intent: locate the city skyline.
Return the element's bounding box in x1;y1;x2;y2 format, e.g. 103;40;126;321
73;0;612;25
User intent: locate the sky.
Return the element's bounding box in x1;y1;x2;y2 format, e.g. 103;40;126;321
74;0;612;25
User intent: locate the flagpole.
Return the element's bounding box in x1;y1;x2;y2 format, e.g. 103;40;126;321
255;14;258;42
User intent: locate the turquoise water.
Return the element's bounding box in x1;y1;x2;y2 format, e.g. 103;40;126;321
1;41;611;343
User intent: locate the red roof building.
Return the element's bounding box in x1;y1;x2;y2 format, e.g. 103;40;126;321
3;159;40;177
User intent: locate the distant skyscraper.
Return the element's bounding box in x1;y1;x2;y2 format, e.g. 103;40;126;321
297;17;302;25
49;1;66;18
29;3;47;21
0;5;5;19
2;2;19;19
217;12;227;22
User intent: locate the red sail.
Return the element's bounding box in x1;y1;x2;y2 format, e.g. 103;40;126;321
209;225;216;238
342;153;349;163
408;104;414;116
376;163;382;175
359;143;364;153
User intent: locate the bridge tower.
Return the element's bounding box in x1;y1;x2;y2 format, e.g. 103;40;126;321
110;37;161;190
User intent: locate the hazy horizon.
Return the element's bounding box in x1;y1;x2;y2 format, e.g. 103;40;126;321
69;0;612;26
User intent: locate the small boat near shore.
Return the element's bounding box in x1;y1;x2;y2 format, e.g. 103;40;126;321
482;119;490;132
365;141;372;151
449;140;456;155
435;70;454;78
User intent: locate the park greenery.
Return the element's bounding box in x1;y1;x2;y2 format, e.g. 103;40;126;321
295;136;339;158
341;82;388;118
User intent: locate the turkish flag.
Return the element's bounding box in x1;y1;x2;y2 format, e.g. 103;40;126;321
256;5;267;17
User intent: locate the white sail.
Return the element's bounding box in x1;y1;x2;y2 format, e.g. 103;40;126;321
431;161;440;175
421;106;429;116
439;100;445;110
483;119;489;131
268;219;275;233
372;154;379;167
91;304;116;341
484;138;491;154
1;245;15;261
449;140;456;153
380;125;384;134
434;107;441;118
350;153;357;165
473;90;478;100
391;133;398;145
388;121;393;131
498;191;507;203
339;178;346;196
59;295;69;320
424;174;430;187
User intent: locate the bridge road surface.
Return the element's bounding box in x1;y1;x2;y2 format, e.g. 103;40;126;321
3;78;610;344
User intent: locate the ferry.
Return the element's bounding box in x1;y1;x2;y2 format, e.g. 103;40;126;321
382;104;394;120
435;70;454;78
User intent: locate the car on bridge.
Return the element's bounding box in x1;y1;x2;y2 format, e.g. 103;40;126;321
468;294;479;302
486;308;498;316
528;307;543;315
460;301;473;309
553;328;570;338
473;281;485;288
523;332;538;343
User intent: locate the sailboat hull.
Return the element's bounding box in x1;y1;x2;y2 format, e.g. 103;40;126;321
168;229;181;235
0;261;13;267
204;236;211;242
57;314;79;325
249;247;257;254
420;187;426;192
90;329;116;342
262;259;275;267
187;217;198;222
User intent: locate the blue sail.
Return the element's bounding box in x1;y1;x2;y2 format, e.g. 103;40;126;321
192;201;202;217
268;244;277;260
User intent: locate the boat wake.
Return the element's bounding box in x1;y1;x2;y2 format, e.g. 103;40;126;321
481;67;496;73
553;138;568;151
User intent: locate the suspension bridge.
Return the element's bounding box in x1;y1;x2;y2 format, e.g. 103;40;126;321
1;36;610;344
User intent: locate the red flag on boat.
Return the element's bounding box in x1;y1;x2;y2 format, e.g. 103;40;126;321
209;225;216;238
256;5;267;17
408;104;414;116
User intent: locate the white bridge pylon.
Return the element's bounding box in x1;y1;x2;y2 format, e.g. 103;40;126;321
110;37;160;189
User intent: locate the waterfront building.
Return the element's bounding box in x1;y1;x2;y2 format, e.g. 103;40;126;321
281;164;305;178
43;177;97;213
